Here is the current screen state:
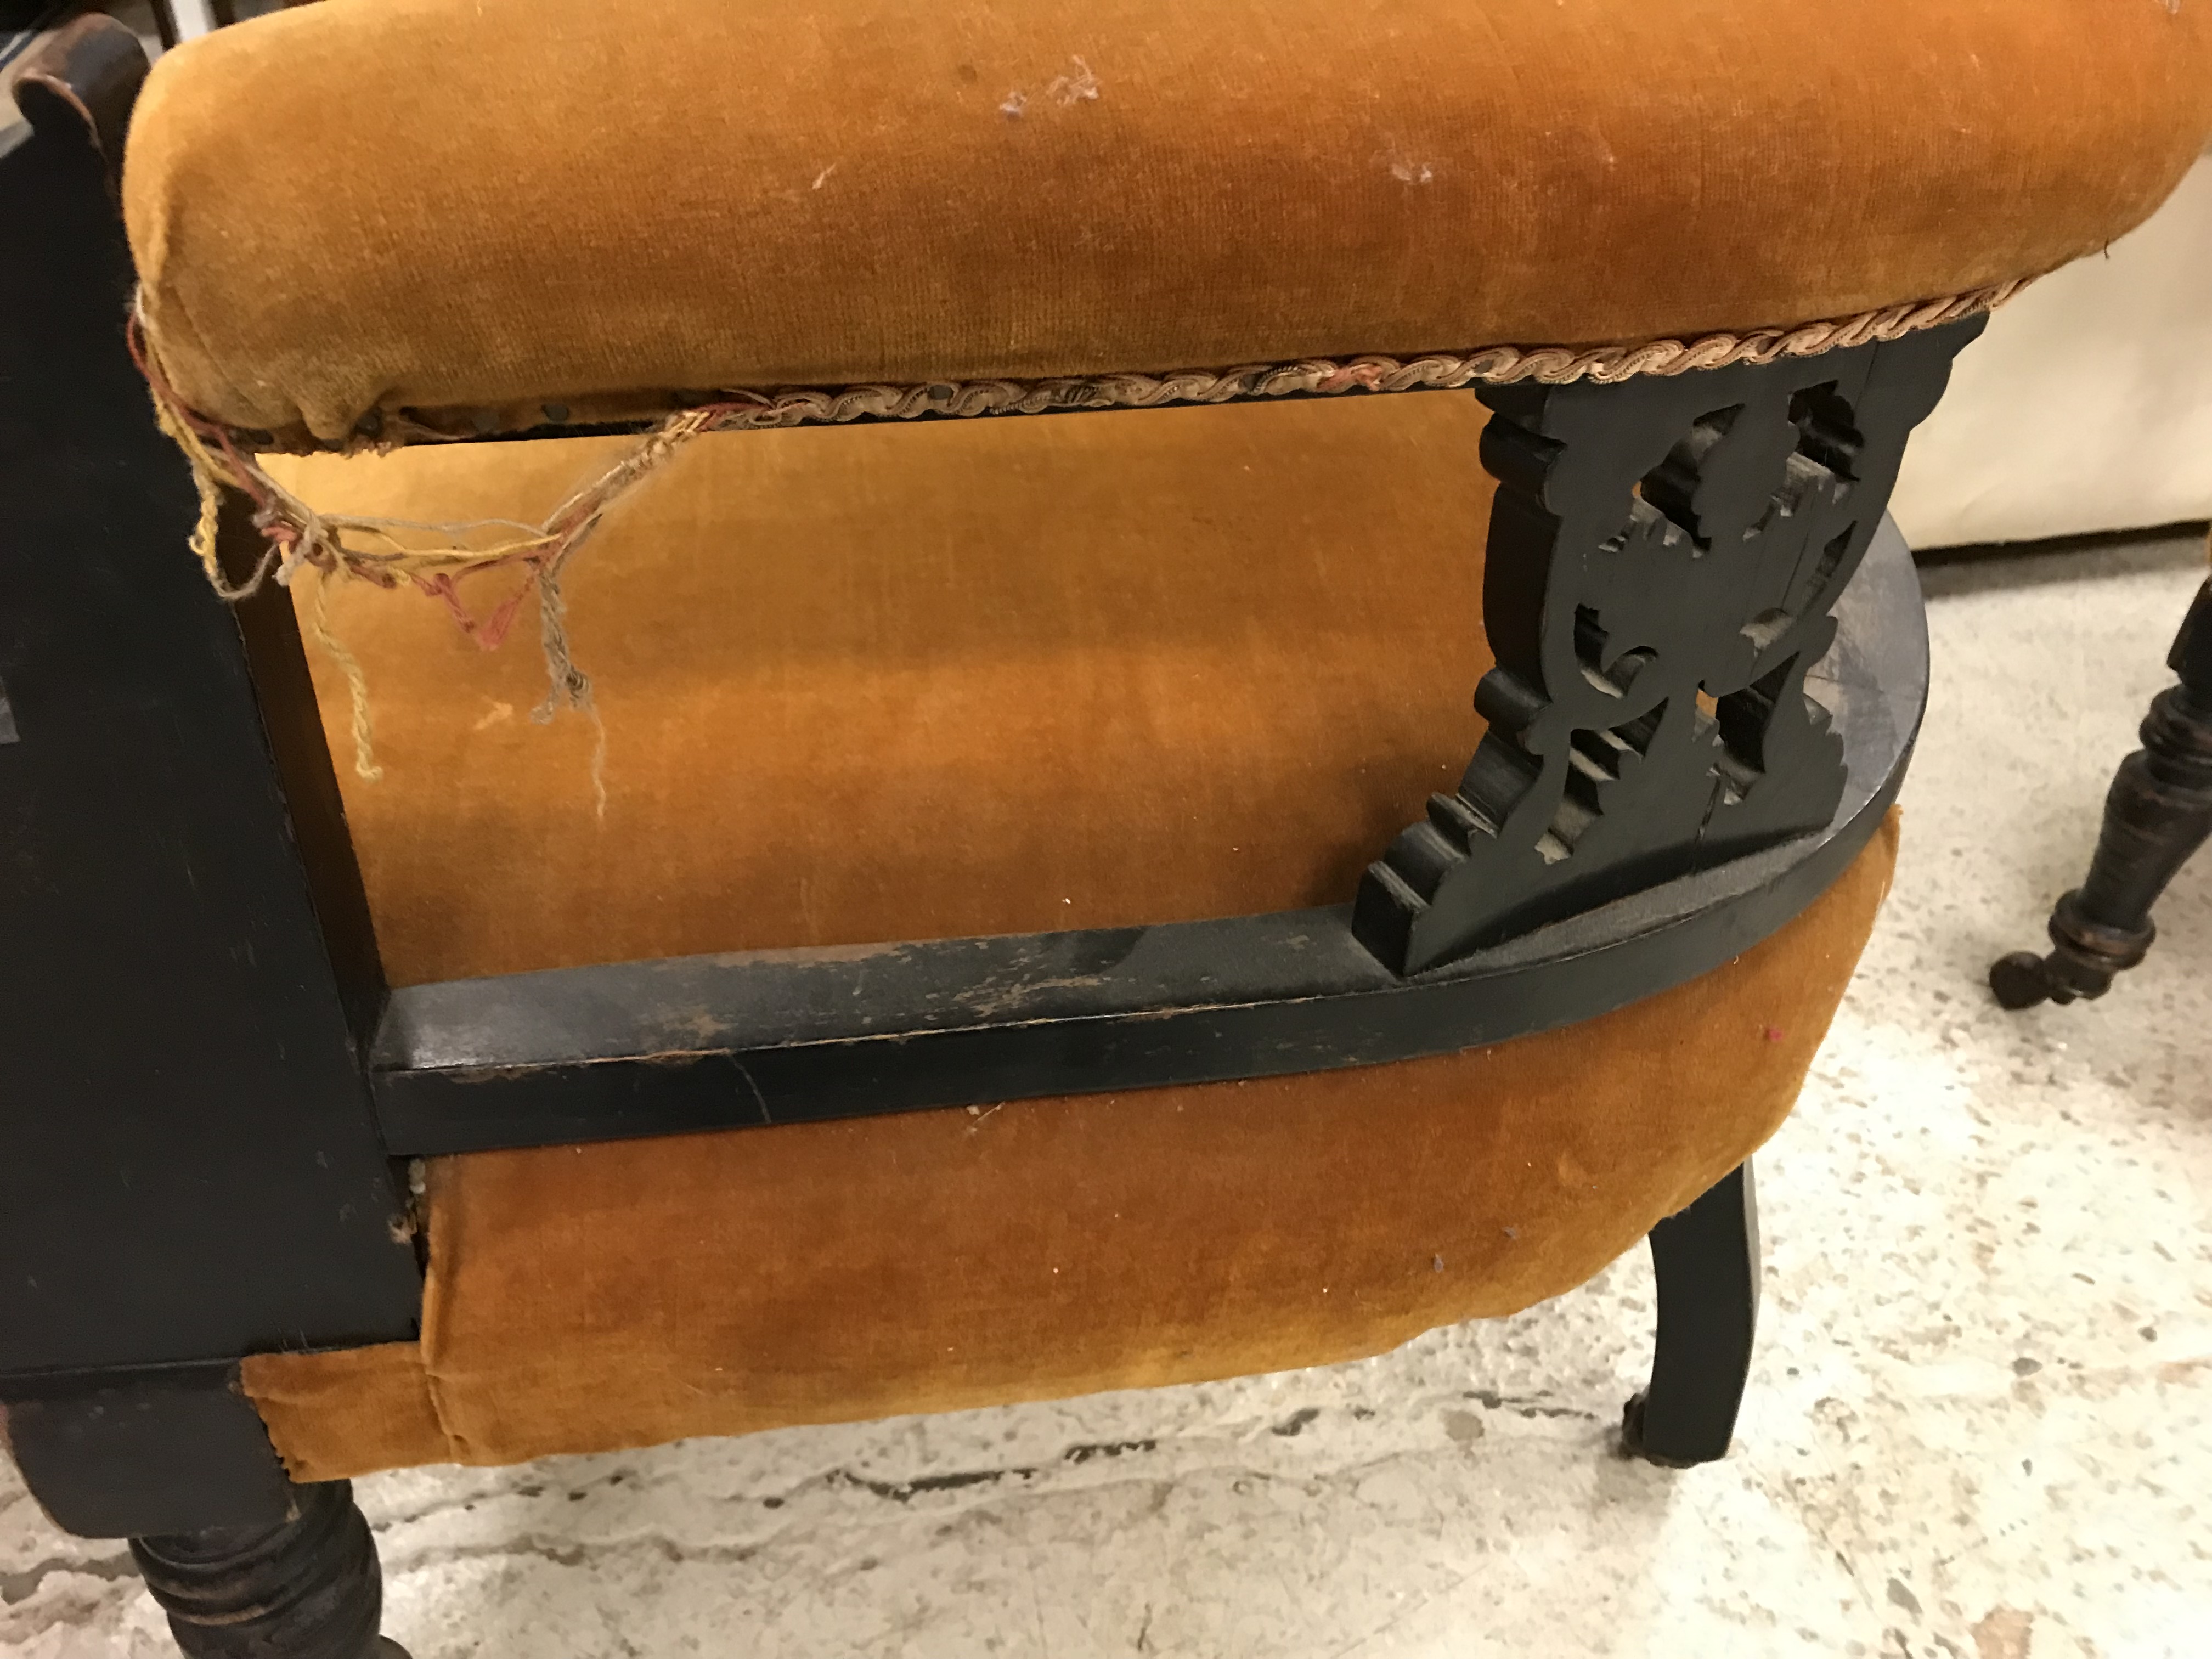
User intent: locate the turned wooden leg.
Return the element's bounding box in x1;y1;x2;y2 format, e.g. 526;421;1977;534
1622;1161;1758;1468
5;1374;410;1658
130;1481;408;1659
1991;579;2212;1010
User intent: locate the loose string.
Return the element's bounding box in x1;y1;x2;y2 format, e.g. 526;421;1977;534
129;277;2027;786
308;567;383;783
132;310;727;787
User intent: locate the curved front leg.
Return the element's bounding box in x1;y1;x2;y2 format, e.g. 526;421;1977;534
1623;1160;1759;1468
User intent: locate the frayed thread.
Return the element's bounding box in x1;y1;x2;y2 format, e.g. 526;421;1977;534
308;568;382;782
132;307;717;793
132;277;2025;791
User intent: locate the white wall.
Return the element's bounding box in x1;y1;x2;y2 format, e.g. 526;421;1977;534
1892;156;2212;549
163;0;216;38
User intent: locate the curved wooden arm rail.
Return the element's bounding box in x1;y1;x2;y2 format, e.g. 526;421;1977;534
368;518;1927;1155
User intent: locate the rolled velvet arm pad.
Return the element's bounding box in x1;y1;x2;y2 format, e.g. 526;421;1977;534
121;0;2212;441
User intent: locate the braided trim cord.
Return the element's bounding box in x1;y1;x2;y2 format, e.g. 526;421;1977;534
132;278;2021;778
673;281;2018;431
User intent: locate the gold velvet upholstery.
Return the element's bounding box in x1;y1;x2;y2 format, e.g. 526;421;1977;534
272;396;1504;978
123;0;2212;441
246;825;1893;1481
233;394;1895;1477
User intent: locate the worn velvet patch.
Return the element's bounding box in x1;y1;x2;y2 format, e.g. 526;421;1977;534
125;0;2212;439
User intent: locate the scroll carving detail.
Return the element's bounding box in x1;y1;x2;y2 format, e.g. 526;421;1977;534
1353;319;1982;974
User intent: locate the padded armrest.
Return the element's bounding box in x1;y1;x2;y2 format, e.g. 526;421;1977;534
122;0;2212;442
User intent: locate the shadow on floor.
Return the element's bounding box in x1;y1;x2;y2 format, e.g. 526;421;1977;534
1916;520;2207;598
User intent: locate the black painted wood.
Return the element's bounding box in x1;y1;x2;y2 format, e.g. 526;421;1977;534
1991;577;2212;1009
0;35;420;1379
213;487;394;1048
9;12;143;177
1356;321;1979;974
370;520;1925;1156
132;1481;409;1659
1622;1161;1759;1468
0;1367;292;1539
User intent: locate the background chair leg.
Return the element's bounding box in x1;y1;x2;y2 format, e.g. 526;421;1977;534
129;1481;408;1659
1622;1161;1758;1468
1990;578;2212;1010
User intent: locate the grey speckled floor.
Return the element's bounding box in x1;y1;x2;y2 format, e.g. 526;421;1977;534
7;534;2212;1659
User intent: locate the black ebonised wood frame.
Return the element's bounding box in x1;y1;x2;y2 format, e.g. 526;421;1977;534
1991;577;2212;1010
1;16;1977;1652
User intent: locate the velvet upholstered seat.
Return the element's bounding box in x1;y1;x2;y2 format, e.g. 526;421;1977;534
12;5;2212;1647
95;0;2212;1485
236;394;1898;1476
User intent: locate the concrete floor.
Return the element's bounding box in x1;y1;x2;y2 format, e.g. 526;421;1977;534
5;533;2211;1659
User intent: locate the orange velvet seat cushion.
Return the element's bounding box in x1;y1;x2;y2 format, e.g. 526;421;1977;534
238;393;1895;1478
125;0;2212;441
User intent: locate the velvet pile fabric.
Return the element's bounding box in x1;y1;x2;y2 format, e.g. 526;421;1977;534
237;394;1897;1476
122;0;2212;441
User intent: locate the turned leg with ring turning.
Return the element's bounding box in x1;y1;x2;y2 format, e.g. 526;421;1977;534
131;1482;408;1659
1990;578;2212;1011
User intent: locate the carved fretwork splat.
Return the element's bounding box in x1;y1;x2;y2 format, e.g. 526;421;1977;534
1354;318;1982;974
